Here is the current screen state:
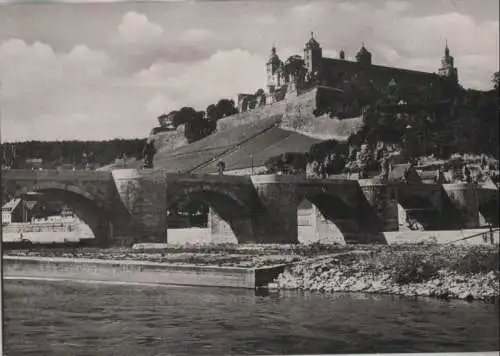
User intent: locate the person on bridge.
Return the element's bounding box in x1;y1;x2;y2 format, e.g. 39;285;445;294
143;140;156;169
435;167;446;184
217;161;226;175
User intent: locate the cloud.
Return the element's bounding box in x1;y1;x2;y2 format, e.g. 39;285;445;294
0;39;110;88
384;0;410;13
0;37;266;141
146;94;178;116
0;39;144;141
138;49;266;111
181;28;214;43
117;11;163;44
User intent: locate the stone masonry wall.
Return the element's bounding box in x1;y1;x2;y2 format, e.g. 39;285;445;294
217;87;363;141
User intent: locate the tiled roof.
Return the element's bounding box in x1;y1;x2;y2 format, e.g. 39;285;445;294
2;198;21;212
321;57;439;79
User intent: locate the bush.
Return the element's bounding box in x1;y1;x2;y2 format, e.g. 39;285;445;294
388;253;442;284
450;247;499;274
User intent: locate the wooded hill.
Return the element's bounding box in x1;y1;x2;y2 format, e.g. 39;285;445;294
1;139;147;169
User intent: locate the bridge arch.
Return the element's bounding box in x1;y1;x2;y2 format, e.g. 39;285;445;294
397;195;440;230
166;188;254;243
13;182;112;245
295;192;361;244
479;196;499;226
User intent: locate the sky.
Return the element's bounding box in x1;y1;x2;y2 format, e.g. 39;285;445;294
0;0;498;142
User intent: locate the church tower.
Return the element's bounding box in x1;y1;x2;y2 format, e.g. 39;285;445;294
304;32;322;75
339;49;346;60
355;44;372;65
266;45;281;92
438;41;458;82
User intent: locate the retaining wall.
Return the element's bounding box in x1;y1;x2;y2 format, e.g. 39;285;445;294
2;256;286;289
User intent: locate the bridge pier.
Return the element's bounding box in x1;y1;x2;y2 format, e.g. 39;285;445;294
359;181;399;232
251;176;299;243
442;183;480;229
207;208;256;244
112;169;168;244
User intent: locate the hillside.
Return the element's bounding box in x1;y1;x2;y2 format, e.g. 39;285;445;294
150;87;364;173
194;127;322;174
153;116;278;172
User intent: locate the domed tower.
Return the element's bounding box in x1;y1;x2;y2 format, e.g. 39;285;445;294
438;41;458;83
266;45;282;91
304;32;322;75
355;44;372;65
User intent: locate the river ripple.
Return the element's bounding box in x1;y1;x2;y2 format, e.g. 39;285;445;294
3;279;499;355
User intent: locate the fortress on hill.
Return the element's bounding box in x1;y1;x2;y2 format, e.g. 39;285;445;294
151;33;464;173
237;33;458;112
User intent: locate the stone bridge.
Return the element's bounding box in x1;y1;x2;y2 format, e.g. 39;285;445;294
1;169;497;246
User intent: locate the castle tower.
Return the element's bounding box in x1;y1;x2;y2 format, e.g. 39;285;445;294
304;32;322;75
339;49;346;60
355;43;372;65
266;45;282;91
438;41;458;82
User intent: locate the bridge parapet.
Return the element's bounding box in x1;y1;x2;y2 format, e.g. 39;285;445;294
441;183;499;228
2;169;112;181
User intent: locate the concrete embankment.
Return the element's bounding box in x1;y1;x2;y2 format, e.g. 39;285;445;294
2;256;286;289
273;246;499;302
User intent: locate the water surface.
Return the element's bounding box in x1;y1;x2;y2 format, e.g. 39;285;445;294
3;279;499;355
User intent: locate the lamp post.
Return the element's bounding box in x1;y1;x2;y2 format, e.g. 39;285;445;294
405;124;413;159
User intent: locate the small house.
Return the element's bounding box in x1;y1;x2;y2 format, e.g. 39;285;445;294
2;198;22;224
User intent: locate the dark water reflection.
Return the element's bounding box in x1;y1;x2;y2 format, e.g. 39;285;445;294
3;279;499;355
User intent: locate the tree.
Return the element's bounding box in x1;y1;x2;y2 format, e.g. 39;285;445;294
48;144;63;167
173;107;197;127
184;111;215;143
493;71;499;90
264;153;307;175
215;99;238;118
206;104;218;121
254;89;266;107
158;112;176;128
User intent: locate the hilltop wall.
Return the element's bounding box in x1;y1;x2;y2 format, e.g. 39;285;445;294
217;87;363;141
150;125;188;155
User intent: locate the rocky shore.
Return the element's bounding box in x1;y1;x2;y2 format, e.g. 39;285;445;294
273;245;499;302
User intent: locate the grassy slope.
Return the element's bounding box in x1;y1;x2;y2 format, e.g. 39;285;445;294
153;87;364;173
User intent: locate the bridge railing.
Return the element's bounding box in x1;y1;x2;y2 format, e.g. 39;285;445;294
443;227;500;245
2;169;112;180
2;221;79;233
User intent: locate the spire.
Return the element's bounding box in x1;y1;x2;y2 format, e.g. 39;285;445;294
267;43;280;64
438;38;458;82
356;43;372;65
305;31;320;50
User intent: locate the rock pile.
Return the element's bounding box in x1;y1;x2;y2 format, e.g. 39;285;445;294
275;255;499;302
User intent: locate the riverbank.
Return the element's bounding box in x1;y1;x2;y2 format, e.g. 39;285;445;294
2;244;348;288
4;243;499;301
274;244;499;302
3;243;354;267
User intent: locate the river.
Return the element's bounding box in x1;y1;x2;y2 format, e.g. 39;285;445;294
3;279;499;355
